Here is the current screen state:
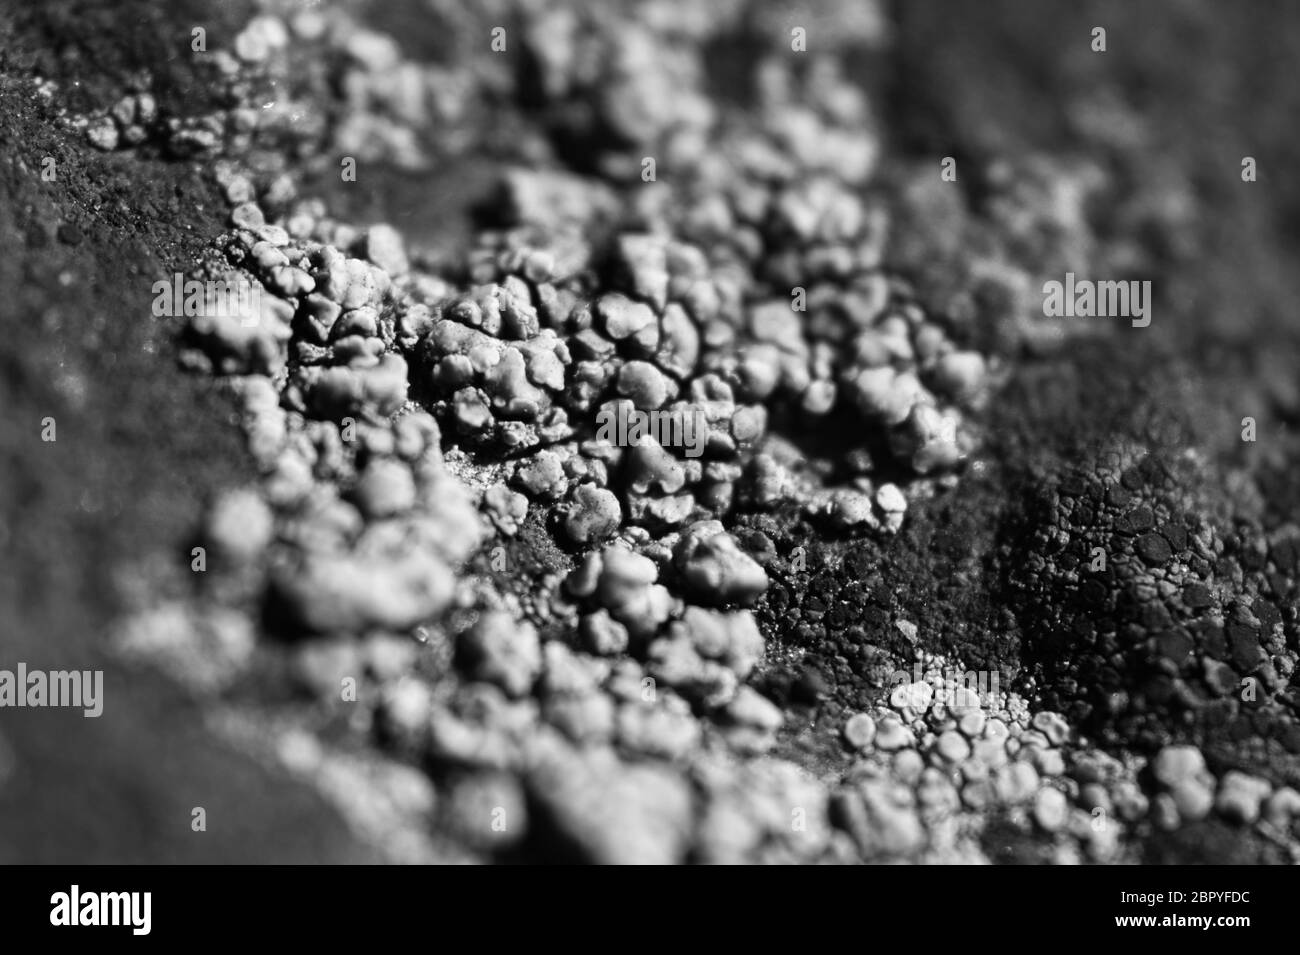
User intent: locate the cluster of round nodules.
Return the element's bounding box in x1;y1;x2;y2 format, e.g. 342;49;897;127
564;536;771;730
176;2;993;564
221;5;555;172
372;596;822;862
834;653;1300;862
440;184;982;551
1148;746;1298;831
421;214;784;544
834;654;1121;863
630;55;994;477
172;193;499;638
82;89;159;152
168;183;821;859
70;14;292;159
70;2;510;168
147;2;1015;864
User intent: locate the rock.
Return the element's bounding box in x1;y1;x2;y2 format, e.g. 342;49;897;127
1136;531;1172;566
1204;659;1239;696
1227;623;1264;672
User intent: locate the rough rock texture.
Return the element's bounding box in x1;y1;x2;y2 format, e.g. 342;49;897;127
4;0;1300;866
